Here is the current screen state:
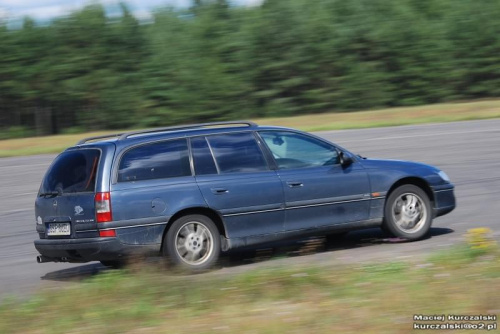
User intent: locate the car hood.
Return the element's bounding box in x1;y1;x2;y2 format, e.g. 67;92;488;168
359;158;447;184
357;157;453;189
359;158;439;173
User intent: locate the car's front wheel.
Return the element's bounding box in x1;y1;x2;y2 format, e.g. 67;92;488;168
382;185;432;240
163;214;220;271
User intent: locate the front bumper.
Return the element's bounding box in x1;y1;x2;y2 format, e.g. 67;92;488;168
34;237;157;262
432;184;456;217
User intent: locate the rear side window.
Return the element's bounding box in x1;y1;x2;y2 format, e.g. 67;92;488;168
118;139;191;182
41;149;100;194
191;137;218;175
206;133;268;173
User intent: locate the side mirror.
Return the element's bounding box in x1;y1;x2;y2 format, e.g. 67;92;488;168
339;151;353;167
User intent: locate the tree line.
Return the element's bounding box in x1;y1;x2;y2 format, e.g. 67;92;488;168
1;0;500;137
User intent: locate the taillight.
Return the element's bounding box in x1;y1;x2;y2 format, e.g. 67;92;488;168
95;192;112;223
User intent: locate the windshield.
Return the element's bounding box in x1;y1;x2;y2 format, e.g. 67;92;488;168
40;149;100;195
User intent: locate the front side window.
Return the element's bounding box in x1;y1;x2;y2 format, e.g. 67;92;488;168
118;139;190;182
260;131;339;169
206;132;268;173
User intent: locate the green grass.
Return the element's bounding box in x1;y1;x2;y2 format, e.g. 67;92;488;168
1;99;500;157
1;242;499;334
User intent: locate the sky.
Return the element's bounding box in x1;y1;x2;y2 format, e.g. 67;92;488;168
0;0;263;22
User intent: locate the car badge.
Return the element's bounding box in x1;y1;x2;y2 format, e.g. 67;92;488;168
74;205;84;216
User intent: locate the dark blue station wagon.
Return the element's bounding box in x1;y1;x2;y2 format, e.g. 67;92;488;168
34;121;456;269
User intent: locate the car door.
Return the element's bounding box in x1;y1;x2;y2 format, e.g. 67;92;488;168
191;132;285;239
110;139;207;245
259;131;371;232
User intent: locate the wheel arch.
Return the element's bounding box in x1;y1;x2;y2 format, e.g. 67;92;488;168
386;177;435;207
160;207;228;252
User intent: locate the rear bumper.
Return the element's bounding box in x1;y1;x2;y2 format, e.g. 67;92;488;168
34;237;158;262
433;186;456;217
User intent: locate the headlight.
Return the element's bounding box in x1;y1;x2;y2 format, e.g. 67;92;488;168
438;171;450;183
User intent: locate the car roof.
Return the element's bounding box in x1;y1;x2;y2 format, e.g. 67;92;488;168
74;121;295;149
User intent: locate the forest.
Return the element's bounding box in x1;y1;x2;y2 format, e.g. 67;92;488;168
1;0;500;137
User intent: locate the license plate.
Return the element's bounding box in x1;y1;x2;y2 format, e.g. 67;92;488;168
47;223;71;236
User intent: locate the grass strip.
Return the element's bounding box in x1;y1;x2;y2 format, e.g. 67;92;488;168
1;100;500;157
1;242;498;334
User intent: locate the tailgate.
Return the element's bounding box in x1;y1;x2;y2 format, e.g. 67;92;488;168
35;149;101;239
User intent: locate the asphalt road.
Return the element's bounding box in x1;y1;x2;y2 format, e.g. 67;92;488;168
1;119;499;300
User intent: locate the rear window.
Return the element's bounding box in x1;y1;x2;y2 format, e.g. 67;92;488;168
118;139;191;182
41;149;100;194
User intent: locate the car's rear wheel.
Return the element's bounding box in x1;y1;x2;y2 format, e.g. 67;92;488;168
382;185;432;240
163;214;220;271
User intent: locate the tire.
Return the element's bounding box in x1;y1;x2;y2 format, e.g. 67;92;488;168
382;185;432;240
163;214;221;271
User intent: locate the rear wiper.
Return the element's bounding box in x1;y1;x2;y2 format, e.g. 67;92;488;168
357;154;367;159
39;191;60;198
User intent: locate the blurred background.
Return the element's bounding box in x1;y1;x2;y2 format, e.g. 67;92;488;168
1;0;500;138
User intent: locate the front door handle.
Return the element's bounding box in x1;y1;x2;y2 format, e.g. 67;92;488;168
286;181;303;188
211;188;229;194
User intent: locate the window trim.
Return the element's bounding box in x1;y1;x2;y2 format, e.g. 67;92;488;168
254;132;278;171
204;136;221;174
187;137;195;177
113;138;192;184
257;130;343;170
189;135;221;176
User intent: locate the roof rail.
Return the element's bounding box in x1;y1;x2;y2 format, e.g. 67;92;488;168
77;133;124;145
75;121;258;145
118;121;257;140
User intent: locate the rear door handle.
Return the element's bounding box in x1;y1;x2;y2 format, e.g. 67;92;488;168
286;181;303;188
211;188;229;194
